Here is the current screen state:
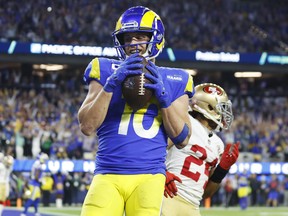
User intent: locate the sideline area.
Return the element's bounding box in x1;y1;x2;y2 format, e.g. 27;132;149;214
3;206;288;216
2;207;81;216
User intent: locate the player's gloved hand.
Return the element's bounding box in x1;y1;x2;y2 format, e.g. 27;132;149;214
164;171;182;198
103;53;143;92
144;62;171;108
219;142;240;170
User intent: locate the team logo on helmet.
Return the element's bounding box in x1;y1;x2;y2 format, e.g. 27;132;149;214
203;85;223;96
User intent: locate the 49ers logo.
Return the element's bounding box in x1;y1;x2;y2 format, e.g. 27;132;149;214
203;85;223;95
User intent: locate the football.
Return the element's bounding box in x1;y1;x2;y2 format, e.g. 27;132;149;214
122;57;153;110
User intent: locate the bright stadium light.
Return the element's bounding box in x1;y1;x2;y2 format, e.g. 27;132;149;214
33;64;66;71
184;69;197;76
234;71;262;78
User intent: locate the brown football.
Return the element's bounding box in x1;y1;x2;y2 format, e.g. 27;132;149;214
121;57;153;110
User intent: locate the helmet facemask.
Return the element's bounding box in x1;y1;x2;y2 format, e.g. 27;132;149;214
217;100;233;130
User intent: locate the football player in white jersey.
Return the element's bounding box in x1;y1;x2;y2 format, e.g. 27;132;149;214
161;83;239;216
0;152;14;216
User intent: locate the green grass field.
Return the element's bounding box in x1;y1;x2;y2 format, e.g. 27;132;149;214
201;207;288;216
7;206;288;216
39;206;288;216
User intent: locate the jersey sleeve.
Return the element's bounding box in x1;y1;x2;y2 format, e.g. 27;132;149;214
185;73;194;98
164;68;195;103
83;57;115;86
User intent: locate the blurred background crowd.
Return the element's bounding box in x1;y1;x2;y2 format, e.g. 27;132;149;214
0;0;287;53
0;0;287;209
0;68;287;163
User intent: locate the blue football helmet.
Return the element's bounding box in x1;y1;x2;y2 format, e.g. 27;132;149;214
112;6;165;60
37;152;49;164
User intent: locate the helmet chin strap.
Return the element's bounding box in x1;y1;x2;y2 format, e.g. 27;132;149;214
214;125;222;132
193;104;223;131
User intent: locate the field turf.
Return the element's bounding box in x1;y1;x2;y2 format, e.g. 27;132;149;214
3;206;288;216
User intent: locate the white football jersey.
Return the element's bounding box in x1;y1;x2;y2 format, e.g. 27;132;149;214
166;115;224;207
0;158;14;183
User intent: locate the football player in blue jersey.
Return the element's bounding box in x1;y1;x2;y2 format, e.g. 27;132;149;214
21;152;49;216
78;6;194;216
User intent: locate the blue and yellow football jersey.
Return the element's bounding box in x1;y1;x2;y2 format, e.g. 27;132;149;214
29;160;44;186
83;57;194;175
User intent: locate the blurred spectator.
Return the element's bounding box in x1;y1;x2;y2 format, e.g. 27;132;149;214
71;172;81;206
223;175;238;207
266;174;280;207
250;143;262;162
52;172;66;208
258;175;268;206
40;122;56;156
22;122;33;158
249;174;261;206
267;137;283;162
237;170;250;210
224;177;233;207
40;173;54;207
14;173;27;205
63;173;73;206
284;176;288;206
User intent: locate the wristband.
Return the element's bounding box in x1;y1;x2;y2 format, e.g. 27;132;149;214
209;165;229;183
170;123;189;145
